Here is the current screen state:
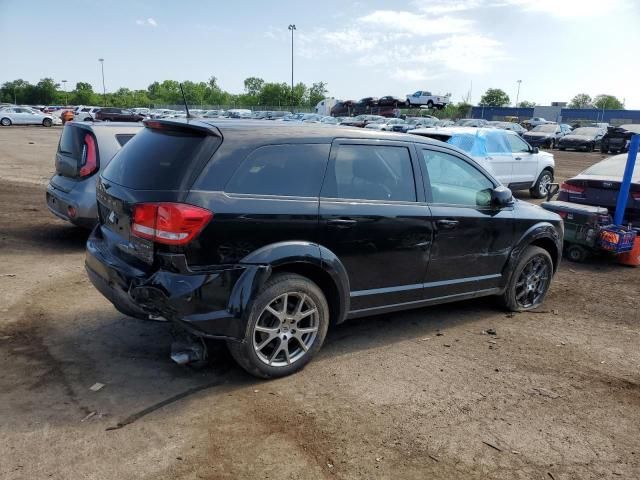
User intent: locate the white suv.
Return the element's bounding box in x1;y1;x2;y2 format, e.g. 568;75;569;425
410;127;555;198
74;106;101;121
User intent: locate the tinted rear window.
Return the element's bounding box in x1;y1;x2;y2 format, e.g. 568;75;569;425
225;144;330;197
102;127;213;190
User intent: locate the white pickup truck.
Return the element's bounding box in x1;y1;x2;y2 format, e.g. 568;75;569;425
405;90;451;109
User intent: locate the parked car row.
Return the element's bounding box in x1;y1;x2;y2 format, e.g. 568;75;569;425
327;90;451;117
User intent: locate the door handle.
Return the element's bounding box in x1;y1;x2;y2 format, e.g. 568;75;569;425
327;218;357;228
436;219;459;229
515;156;522;160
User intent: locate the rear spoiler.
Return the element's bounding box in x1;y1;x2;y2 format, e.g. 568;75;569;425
143;119;221;137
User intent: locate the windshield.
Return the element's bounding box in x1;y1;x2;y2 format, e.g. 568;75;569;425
532;125;558;133
571;127;599;136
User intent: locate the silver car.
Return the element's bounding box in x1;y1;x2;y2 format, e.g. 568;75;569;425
46;122;143;228
0;106;59;127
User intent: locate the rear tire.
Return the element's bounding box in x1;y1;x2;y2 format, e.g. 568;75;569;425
500;246;553;312
427;100;434;109
529;169;553;199
227;273;329;378
0;117;11;126
42;118;52;127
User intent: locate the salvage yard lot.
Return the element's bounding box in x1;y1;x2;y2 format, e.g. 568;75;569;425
1;126;638;480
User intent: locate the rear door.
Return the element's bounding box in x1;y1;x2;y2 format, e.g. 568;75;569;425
418;146;514;298
505;132;538;187
318;140;433;314
482;130;513;186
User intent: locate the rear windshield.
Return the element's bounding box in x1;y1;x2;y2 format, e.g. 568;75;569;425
102;127;212;190
583;155;640;181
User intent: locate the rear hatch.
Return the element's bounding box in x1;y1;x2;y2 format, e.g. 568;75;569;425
96;121;221;266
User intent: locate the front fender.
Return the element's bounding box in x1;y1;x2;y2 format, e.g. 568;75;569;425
502;222;562;287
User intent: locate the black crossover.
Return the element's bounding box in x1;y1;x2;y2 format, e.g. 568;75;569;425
86;119;563;378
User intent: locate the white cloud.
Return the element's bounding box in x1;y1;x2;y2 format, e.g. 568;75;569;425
359;10;472;36
136;18;158;27
504;0;631;17
412;0;483;14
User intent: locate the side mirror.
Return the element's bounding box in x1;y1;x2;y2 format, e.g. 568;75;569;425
531;146;539;154
491;186;513;208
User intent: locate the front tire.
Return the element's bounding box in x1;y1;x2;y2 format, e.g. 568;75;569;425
0;117;11;126
42;118;52;127
227;273;329;378
501;246;553;312
427;100;434;109
529;169;553;199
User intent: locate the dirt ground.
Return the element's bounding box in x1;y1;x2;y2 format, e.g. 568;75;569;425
1;126;638;480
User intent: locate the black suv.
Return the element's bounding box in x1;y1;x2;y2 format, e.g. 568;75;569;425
86;119;563;378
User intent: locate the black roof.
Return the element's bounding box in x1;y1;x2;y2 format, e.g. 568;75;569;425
145;118;446;147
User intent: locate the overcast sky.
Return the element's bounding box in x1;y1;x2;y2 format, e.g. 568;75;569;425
1;0;639;107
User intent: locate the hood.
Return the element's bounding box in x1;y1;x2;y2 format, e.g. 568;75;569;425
514;198;563;223
561;134;593;141
524;132;553;139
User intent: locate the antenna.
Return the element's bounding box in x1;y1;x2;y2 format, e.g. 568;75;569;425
179;83;191;119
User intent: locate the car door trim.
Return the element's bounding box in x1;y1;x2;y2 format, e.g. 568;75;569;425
350;273;501;298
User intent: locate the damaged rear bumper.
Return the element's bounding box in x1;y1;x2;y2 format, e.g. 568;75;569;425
85;227;270;341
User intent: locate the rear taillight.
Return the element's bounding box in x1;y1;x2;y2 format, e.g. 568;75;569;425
131;203;213;245
559;182;585;195
79;133;97;177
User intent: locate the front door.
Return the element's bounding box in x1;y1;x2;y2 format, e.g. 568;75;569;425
318;140;433;314
418;146;514;299
505;133;538;187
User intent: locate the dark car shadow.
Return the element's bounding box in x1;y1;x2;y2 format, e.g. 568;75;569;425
6;221;90;252
2;293;504;432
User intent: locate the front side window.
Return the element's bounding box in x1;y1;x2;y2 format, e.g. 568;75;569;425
225;144;330;197
422;149;494;207
322;145;416;202
505;133;530;153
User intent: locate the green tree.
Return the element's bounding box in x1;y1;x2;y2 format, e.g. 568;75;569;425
258;82;289;106
71;82;97;105
478;88;510;107
0;79;31;104
593;94;624;110
244;77;265;97
518;100;536;108
568;93;592;109
34;78;59;104
307;81;328;107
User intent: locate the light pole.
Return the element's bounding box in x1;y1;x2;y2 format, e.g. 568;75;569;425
288;24;296;108
515;79;522;108
61;80;68;105
98;58;106;106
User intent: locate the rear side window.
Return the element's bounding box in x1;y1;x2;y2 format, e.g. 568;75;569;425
115;134;135;147
102;127;213;190
58;125;87;159
322;145;416;202
225;144;330;197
